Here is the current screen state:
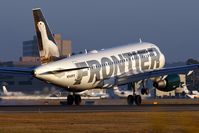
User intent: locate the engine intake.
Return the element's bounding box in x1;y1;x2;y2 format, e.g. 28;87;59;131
153;74;180;92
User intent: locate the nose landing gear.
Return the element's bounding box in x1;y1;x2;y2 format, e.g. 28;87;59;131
66;94;81;105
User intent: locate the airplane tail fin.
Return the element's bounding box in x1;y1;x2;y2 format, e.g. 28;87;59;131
2;86;8;96
32;8;60;64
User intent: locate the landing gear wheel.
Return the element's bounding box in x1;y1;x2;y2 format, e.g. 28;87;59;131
67;95;74;105
135;95;142;106
127;95;134;105
74;95;81;105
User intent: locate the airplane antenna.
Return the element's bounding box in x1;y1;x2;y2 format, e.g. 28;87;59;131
139;38;142;43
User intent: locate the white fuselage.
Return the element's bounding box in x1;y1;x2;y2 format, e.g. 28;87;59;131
34;42;165;92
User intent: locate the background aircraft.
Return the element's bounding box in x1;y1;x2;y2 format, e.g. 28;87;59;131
1;86;24;96
186;91;199;99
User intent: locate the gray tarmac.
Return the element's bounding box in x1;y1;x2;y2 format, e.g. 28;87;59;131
0;99;199;113
0;104;199;113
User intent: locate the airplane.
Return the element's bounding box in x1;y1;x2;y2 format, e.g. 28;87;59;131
0;8;198;106
0;86;106;102
186;91;199;99
1;85;24;96
113;85;153;100
78;89;109;99
113;86;134;98
0;85;55;100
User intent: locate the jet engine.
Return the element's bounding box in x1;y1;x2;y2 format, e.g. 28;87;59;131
153;74;180;92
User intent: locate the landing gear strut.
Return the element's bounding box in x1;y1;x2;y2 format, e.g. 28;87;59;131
141;80;149;95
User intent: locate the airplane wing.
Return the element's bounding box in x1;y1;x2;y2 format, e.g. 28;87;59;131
0;67;34;76
0;66;89;75
116;64;199;85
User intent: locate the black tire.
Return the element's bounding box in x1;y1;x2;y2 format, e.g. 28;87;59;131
74;95;81;105
127;95;134;105
135;95;142;106
67;95;74;105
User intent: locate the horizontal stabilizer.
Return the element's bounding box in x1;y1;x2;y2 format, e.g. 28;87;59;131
0;67;34;75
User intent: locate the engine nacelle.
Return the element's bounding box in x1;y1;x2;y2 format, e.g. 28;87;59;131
153;74;180;92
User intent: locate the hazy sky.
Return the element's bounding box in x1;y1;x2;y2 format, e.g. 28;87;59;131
0;0;199;63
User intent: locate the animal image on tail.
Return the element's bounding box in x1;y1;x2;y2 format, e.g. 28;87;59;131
33;8;60;64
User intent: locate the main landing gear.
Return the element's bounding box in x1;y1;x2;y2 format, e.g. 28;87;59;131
127;95;142;106
127;83;142;106
60;94;81;106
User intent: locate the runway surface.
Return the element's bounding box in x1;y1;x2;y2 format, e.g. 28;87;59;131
0;104;199;113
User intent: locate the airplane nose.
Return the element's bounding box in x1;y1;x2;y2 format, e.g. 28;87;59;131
160;53;165;68
31;69;36;76
33;66;44;77
33;66;48;80
33;69;40;78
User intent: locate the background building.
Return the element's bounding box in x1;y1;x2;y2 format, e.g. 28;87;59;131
23;36;39;57
54;34;72;57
